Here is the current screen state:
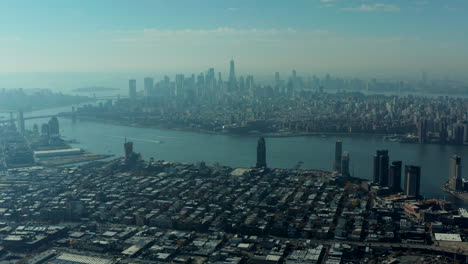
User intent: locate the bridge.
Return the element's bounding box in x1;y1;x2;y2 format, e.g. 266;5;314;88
0;114;61;124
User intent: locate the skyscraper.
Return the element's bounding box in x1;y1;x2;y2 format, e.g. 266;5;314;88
333;141;342;172
256;137;267;168
175;74;185;96
405;165;421;197
341;152;350;177
373;150;389;186
418;119;427;144
48;117;60;138
228;59;237;92
439;121;448;144
389;161;402;193
124;139;133;161
448;155;463;191
129;79;137;100
453;123;465;145
144;77;154;97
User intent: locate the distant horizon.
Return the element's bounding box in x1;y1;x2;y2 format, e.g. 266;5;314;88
0;69;466;91
1;0;467;86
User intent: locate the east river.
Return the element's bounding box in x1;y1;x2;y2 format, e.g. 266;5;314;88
2;105;468;208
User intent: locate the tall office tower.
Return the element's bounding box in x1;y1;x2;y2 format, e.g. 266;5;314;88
373;150;389;186
48;117;60;138
341;152;350;176
418;119;427;144
175;74;185;96
439;122;448;144
389;161;402;193
144;77;154;97
292;69;297;80
454;123;465;145
196;73;205;97
17;111;25;135
333;141;342;172
464;123;468;145
256;137;267;168
207;68;215;82
124;139;134;161
404;165;421;197
228;59;237;92
129;79;137;100
449;155;463;191
275;72;280;86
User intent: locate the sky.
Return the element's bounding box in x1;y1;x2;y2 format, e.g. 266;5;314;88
0;0;468;88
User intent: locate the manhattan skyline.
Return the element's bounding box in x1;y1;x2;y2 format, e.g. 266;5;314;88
0;0;467;86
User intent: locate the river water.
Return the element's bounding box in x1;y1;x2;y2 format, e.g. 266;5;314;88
2;105;468;208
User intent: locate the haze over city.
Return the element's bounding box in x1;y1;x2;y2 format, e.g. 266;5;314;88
1;0;468;90
1;1;468;263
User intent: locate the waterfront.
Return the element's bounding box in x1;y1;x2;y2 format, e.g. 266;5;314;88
2;105;468;207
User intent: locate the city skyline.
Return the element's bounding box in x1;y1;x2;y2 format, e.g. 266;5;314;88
0;0;467;82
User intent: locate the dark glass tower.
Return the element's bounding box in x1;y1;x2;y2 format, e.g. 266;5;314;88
405;165;421;197
333;141;342;172
256;137;267;168
418;119;427;144
389;161;402;193
124;139;134;161
449;155;463;191
373;150;389;186
48;116;60;137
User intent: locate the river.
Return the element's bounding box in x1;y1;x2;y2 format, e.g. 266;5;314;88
1;105;468;208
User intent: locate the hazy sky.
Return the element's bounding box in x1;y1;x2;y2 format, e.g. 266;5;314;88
1;0;468;80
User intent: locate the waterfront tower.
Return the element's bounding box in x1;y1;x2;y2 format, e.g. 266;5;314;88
341;152;350;177
389;161;402;193
48;116;60;138
418;119;427;144
333;141;342;173
256;137;267;168
404;165;421;197
124;139;134;161
453;123;465;145
373;150;389;186
449;155;463;191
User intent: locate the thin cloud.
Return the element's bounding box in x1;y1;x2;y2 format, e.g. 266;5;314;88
320;0;336;2
342;4;400;12
444;6;457;11
0;36;22;41
227;7;239;12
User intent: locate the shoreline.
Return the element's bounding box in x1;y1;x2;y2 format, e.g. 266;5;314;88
66;115;392;138
67;115;468;147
